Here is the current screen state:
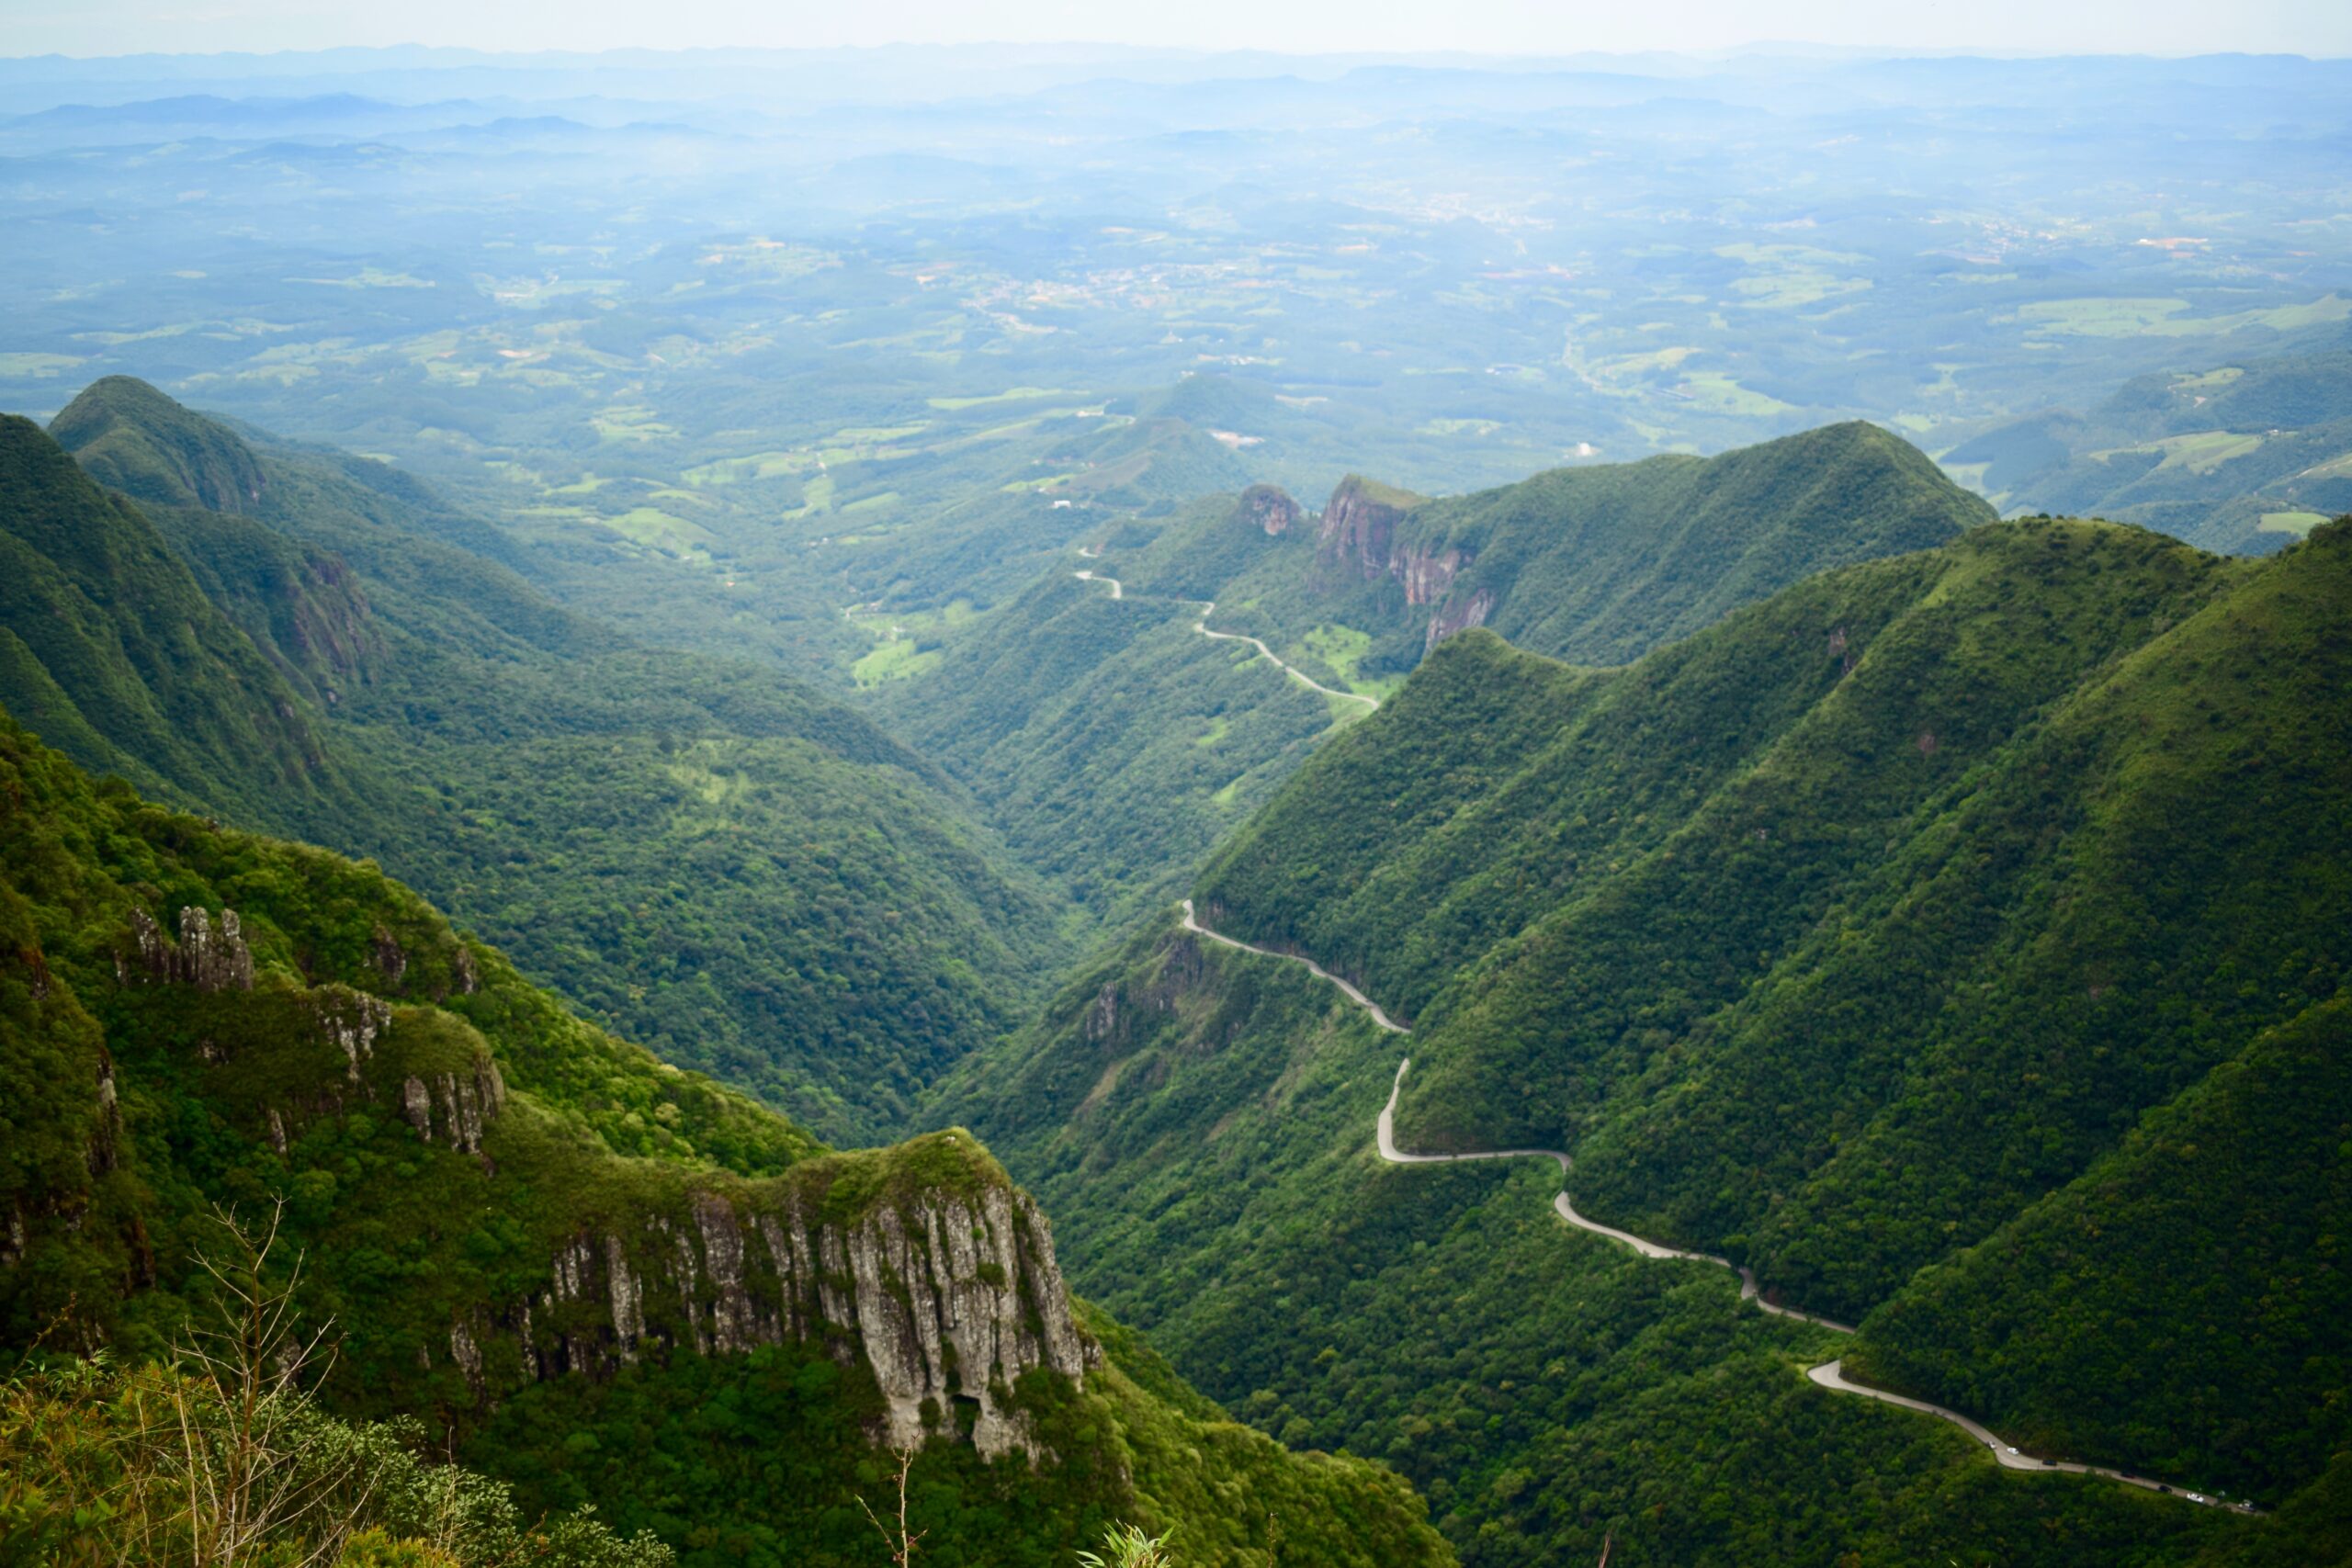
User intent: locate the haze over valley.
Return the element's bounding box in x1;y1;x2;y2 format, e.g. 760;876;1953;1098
2;23;2348;1568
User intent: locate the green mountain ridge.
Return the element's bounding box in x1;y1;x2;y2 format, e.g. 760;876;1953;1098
879;423;1994;941
4;380;1068;1140
938;513;2350;1562
0;707;1449;1567
1114;421;1995;683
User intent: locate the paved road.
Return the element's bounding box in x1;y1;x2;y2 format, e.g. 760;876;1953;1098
1176;899;2254;1512
1069;551;1378;710
1190;601;1380;709
1179;898;1408;1030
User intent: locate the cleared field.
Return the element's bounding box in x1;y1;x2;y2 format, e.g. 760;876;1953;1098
1676;370;1798;417
2258;510;2327;536
852;637;942;687
2090;430;2265;474
2019;292;2352;338
927;386;1082;411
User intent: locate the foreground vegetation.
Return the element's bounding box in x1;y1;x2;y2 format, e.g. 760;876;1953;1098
0;708;1449;1566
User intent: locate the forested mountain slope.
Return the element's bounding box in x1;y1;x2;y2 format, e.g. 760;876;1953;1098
1197;514;2351;1452
940;515;2350;1562
880;424;1988;933
932;913;2281;1565
4;381;1065;1140
0;712;1449;1568
876;550;1345;928
1117;421;1993;685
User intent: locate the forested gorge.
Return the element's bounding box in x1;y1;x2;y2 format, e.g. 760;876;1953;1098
5;360;2348;1566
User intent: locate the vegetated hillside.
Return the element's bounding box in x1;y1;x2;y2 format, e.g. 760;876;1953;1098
930;915;2270;1567
876;541;1346;929
0;712;1451;1568
878;424;1983;933
1944;341;2352;551
7;380;1067;1140
1125;421;1991;686
0;412;349;825
1187;517;2349;1499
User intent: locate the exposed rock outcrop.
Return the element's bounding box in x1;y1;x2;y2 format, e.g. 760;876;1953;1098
1423;587;1496;652
119;907;254;992
316;988;393;1083
397;1055;505;1156
1315;476;1418;583
505;1148;1093;1461
1311;476;1503;653
1238;483;1301;536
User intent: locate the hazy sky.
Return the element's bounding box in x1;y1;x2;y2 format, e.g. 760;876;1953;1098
3;0;2347;59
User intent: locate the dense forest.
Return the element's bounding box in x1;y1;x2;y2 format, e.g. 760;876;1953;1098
881;424;1995;936
4;380;1070;1140
0;709;1449;1566
6;379;2348;1566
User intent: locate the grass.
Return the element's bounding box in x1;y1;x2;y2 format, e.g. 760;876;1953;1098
1676;370;1797;417
1295;624;1406;701
286;267;435;289
604;507;713;554
591;406;680;444
2090;431;2265;475
2258;511;2328;536
2017;293;2352;339
852;637;942;688
1194;717;1231;749
927;387;1082;412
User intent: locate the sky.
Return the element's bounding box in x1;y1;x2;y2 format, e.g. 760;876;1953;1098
3;0;2347;60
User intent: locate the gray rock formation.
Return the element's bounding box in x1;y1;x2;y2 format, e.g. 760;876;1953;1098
119;906;254;992
512;1156;1094;1460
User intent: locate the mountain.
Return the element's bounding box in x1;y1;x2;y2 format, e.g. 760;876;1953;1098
0;410;355;824
1942;343;2352;551
1116;421;1996;686
880;423;1996;934
0;709;1448;1567
875;555;1345;929
6;380;1067;1140
937;516;2350;1562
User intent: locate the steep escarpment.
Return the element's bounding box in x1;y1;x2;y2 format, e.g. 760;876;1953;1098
0;710;1451;1567
1148;423;1993;687
1315;474;1426;585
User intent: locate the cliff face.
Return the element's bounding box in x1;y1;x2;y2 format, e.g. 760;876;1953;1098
1315;477;1418;583
1238;483;1302;536
1313;476;1491;649
99;901;1096;1462
509;1167;1094;1459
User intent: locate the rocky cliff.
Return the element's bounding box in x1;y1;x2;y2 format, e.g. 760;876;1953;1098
1311;475;1492;649
99;900;1096;1462
504;1159;1095;1459
1314;475;1422;584
1238;483;1302;536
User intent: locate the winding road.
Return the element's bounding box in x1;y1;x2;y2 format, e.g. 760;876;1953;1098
1106;545;2252;1507
1172;897;2255;1512
1071;552;1379;711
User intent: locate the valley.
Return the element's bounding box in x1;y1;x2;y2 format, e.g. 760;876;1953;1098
3;35;2350;1568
